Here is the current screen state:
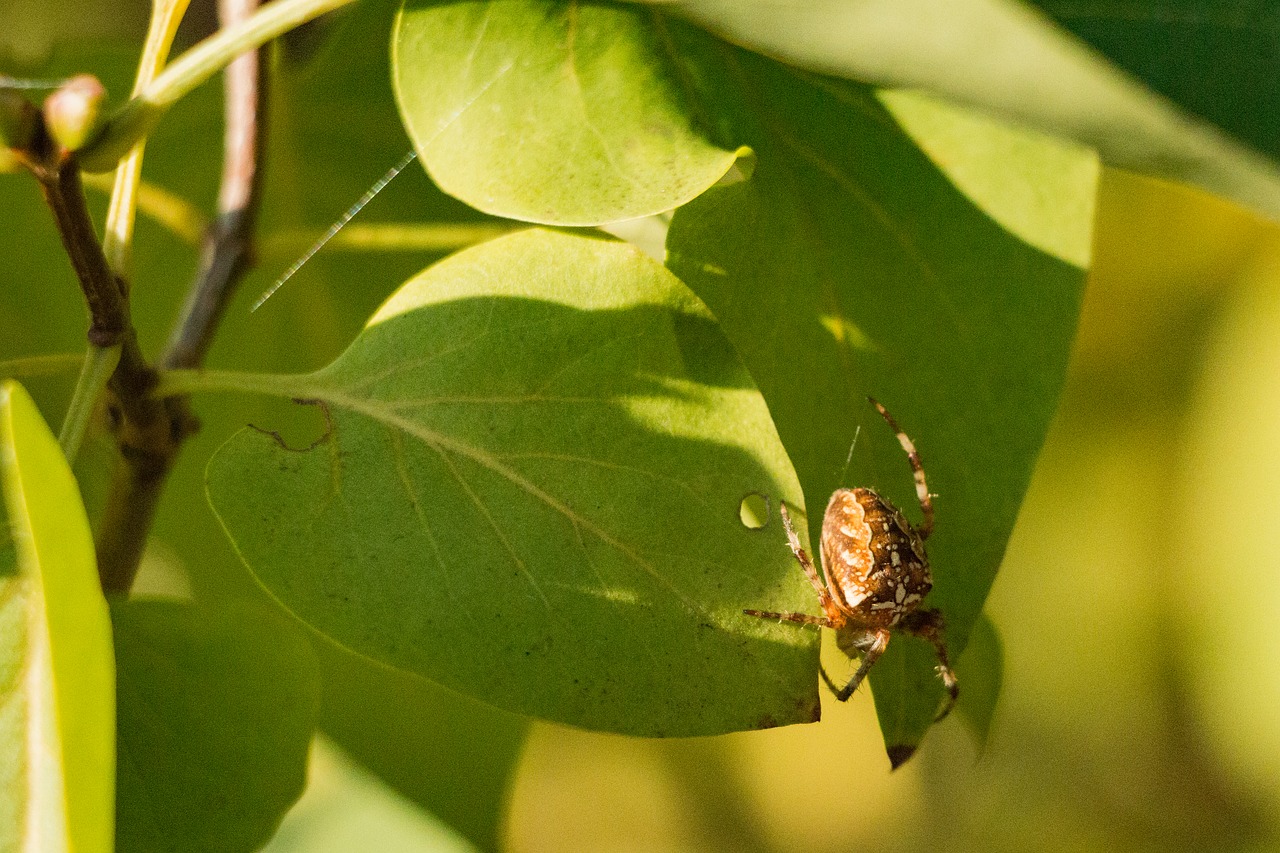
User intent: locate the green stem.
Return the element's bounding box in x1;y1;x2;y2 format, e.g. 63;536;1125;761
78;0;356;171
102;0;194;273
261;222;516;257
58;344;121;462
155;367;313;400
0;353;86;379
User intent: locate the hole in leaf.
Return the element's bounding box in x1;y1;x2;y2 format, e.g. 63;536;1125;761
739;492;771;530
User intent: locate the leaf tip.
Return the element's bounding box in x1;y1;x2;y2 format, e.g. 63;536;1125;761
886;743;917;770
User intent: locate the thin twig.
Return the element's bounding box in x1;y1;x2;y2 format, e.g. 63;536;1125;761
103;0;195;274
163;0;268;369
36;160;129;348
82;172;210;245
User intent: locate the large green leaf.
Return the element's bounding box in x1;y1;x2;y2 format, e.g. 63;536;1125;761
0;380;114;853
392;0;739;225
204;228;815;736
668;0;1280;222
113;599;321;853
663;34;1094;756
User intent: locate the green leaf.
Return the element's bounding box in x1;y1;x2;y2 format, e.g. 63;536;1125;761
204;228;815;736
392;0;739;225
668;0;1280;222
873;636;948;770
0;380;114;853
317;643;528;853
260;741;479;853
112;599;321;853
663;36;1094;756
1030;0;1280;165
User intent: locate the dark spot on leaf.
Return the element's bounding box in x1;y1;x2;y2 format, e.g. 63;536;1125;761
887;744;917;770
755;714;779;729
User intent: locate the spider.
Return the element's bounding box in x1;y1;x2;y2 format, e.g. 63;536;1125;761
746;397;958;722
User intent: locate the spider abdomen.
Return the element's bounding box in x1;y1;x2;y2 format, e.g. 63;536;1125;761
820;488;932;629
742;398;958;726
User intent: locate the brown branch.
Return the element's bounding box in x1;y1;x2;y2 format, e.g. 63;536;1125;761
92;390;193;593
92;0;268;593
33;146;176;451
162;0;268;370
31;141;195;593
36;159;130;349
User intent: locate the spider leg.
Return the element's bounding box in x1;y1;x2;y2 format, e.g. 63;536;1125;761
819;664;842;696
742;609;833;629
779;502;844;624
829;627;891;702
901;608;959;721
868;397;934;540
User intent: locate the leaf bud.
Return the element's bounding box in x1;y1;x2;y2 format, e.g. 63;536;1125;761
0;89;37;172
42;74;106;153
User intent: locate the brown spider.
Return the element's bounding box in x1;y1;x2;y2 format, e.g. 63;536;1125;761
746;398;958;722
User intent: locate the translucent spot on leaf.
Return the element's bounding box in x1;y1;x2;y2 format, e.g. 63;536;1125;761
739;492;771;529
819;314;877;352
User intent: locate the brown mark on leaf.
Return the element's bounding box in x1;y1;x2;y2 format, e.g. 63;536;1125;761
248;398;334;452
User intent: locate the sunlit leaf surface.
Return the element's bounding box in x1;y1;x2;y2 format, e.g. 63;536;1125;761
393;0;738;225
0;381;113;853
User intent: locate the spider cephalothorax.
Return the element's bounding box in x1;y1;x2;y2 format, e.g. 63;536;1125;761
746;398;958;721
